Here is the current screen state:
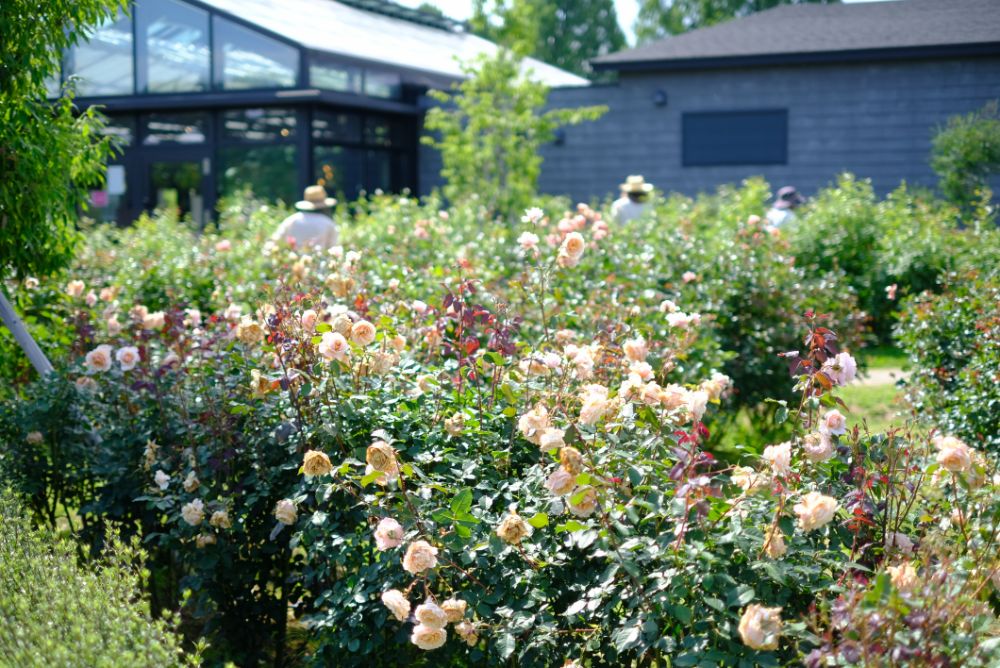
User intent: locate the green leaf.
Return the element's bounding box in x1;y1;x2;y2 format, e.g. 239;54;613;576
451;487;473;516
555;520;587;533
526;512;548;529
497;632;516;660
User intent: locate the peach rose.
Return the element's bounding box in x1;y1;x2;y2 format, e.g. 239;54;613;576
496;512;531;545
932;435;972;472
802;432;835;463
819;409;847;436
84;344;113;374
562;232;585;259
441;598;467;623
366;441;396;473
411;624;447;651
318;331;349;361
195;533;216;548
143;311;166;330
374;517;404;551
350;320;376;346
455;621;478;646
382;589;411;621
731;466;765;494
762;441;792;476
302;449;333;477
183;471;200;493
738;604;782;650
181;499;205;526
517;404;551;446
545;468;576;496
66;280;85;297
887;562;920;593
764;528;786;559
210;510;231;529
538;428;566;452
622;337;648;362
560;446;585;475
414;600;448;629
402;540;439;574
115;346;140;371
274;499;297;525
793;491;838;531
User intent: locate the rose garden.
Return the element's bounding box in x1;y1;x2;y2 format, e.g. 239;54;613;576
2;2;1000;667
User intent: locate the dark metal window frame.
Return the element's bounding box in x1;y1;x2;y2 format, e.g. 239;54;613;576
681;109;789;167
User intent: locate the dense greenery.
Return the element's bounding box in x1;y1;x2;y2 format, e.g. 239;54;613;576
931;100;1000;209
0;490;199;667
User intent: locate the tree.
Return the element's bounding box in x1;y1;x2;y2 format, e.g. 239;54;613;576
0;0;122;281
931;100;1000;210
422;49;605;221
635;0;839;44
471;0;626;78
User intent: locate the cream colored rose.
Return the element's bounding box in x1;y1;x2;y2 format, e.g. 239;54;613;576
299;309;318;331
819;409;847;436
382;589;411;621
444;413;464;437
579;393;611;426
274;499;297;525
25;431;43;445
762;441;792;476
539;428;566;452
143;311;166;330
545;468;576;496
374;517;404;551
84;344;114;374
887;562;920;593
497;512;531;545
143;440;159;470
560;446;584;475
114;346;140;371
236;317;265;346
106;316;123;336
731;466;765;494
303;449;333;477
622;337;648;362
402;539;439;574
389;334;407;352
183;471;200;493
366;441;396;473
562;232;586;259
455;621;478;646
517;404;551;446
154;470;170;490
933;435;972;472
568;486;598;518
195;533;216;548
368;350;398;375
181;499;205;526
764;528;786;559
441;598;466;623
210;510;231;529
683;389;709;423
738;604;782;650
884;532;914;555
802;432;835;463
411;624;447;651
66;280;85;297
331;313;354;336
793;491;838;531
350;320;376;346
415;600;448;629
317;331;349;362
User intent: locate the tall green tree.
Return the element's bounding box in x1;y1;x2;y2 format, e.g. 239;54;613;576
0;0;122;280
635;0;839;44
931;100;1000;210
422;49;605;221
472;0;627;78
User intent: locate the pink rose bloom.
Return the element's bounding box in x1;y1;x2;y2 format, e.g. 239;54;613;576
517;231;540;252
819;409;847;436
300;309;318;331
107;316;122;336
682;271;698;283
84;344;113;374
557;217;575;234
374;517;404;551
115;346;140;371
66;280;85;298
412;300;428;315
747;215;761;225
317;331;349;361
215;239;232;252
821;352;857;386
667;312;692;329
85;291;98;307
885;284;898;300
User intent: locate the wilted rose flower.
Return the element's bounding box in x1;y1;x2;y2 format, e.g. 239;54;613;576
209;510;231;529
802;432;835;463
115;346;140;371
793;491;838;531
568;486;598;517
411;624;447;651
415;600;448;629
183;471;200;493
381;589;411;621
821;352;857;386
517;404;551;446
455;621;478;646
75;376;98;393
622;336;648;362
350;320;376;346
819;409;847;436
236;316;265;346
441;598;467;623
932;435;972;472
274;499;297;525
84;344;114;374
66;280;85;297
154;470;170;490
560;446;584;475
195;533;216;548
731;466;765;494
181;499;205;526
764;528;787;559
545;468;576;496
444;413;464;437
682;271;698;283
302;450;333;477
366;441;396;473
738;604;782;650
496;512;531;545
762;441;792;476
539;428;565;452
887;563;920;593
885;532;915;555
374;517;404;551
402;540;439;574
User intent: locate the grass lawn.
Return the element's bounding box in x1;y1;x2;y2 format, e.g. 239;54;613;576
859;345;908;370
838;381;908;433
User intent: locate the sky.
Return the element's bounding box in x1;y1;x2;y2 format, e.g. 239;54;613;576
395;0;896;47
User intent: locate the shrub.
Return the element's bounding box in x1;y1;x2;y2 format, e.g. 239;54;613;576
896;269;1000;455
931;100;1000;209
0;490;199;667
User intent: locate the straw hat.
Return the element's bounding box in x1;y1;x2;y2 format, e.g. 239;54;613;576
619;175;654;194
295;185;337;211
773;186;805;210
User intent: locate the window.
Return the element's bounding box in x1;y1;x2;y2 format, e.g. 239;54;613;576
213;17;299;90
221;145;298;202
310;57;362;94
223;108;296;142
142;112;208;145
137;0;210;93
313;146;364;200
312;111;362;143
102;116;137;147
366;150;393;193
682;110;788;167
67;11;134;96
364;70;401;100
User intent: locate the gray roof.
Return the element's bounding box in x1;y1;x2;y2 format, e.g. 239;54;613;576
593;0;1000;71
200;0;589;86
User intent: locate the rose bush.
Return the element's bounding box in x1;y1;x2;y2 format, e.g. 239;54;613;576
0;185;997;666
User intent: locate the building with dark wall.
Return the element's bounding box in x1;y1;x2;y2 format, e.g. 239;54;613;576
56;0;585;226
539;0;1000;203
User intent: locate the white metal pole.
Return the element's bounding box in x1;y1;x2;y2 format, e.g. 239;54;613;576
0;290;54;376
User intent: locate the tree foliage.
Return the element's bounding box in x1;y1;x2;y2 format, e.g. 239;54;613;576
422;49;605;221
0;0;122;280
931;100;1000;209
471;0;626;78
635;0;839;43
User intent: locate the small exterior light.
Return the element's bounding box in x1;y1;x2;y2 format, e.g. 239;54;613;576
652;90;668;107
553;129;566;146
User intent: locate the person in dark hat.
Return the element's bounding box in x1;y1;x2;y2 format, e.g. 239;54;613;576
611;175;655;223
271;185;339;249
766;186;806;228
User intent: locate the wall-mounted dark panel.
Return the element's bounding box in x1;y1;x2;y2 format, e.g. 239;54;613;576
682;109;788;166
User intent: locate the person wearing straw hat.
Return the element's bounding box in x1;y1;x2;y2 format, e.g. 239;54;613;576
271;185;339;249
611;175;654;224
766;186;806;228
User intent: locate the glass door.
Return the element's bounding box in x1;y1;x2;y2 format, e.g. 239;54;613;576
143;152;210;227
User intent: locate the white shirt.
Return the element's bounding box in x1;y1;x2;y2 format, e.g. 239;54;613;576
271;211;338;249
766;207;795;228
611;197;649;224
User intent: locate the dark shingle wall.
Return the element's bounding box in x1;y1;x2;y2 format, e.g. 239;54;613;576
538;56;1000;203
